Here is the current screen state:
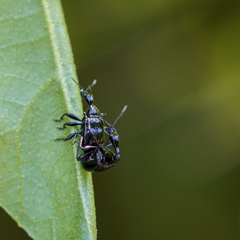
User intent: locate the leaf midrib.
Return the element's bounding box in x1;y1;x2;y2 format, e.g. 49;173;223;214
41;1;95;239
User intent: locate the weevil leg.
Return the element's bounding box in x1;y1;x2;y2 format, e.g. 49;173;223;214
65;133;81;141
55;133;81;141
57;122;81;130
54;138;65;141
78;136;98;151
77;151;92;161
105;143;112;147
81;145;98;151
72;140;81;159
104;139;112;147
53;113;82;122
72;140;80;146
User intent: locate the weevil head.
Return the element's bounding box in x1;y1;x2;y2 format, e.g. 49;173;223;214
81;91;94;105
71;78;96;106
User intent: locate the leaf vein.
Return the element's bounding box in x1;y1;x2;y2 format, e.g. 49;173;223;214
0;174;18;184
41;1;95;239
0;34;48;50
15;74;55;212
0;9;42;21
52;188;78;220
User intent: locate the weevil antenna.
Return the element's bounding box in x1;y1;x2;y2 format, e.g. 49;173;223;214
104;120;111;128
86;80;97;92
112;105;128;127
71;78;84;90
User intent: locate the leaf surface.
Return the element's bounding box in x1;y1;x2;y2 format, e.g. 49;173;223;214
0;0;96;239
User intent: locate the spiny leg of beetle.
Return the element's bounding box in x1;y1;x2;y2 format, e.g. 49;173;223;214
57;122;81;130
53;113;82;122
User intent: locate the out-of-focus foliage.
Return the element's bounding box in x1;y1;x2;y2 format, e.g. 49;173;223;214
2;0;240;239
64;1;240;239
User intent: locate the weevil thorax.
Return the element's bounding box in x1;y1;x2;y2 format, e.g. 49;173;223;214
86;105;100;117
81;90;100;117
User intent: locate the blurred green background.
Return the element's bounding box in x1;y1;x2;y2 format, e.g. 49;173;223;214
2;0;240;239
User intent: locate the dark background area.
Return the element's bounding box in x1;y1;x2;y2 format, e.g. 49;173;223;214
2;0;240;239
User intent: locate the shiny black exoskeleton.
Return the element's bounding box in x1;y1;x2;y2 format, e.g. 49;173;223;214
74;106;127;172
53;79;104;146
74;140;117;172
72;105;127;172
54;78;127;172
78;79;105;147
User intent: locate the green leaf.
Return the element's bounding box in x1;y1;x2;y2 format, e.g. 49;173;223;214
0;0;96;239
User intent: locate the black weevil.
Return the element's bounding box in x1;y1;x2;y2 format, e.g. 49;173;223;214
53;79;105;147
54;79;127;172
73;106;127;172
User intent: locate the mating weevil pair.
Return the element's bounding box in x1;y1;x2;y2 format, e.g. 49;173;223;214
54;78;127;172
